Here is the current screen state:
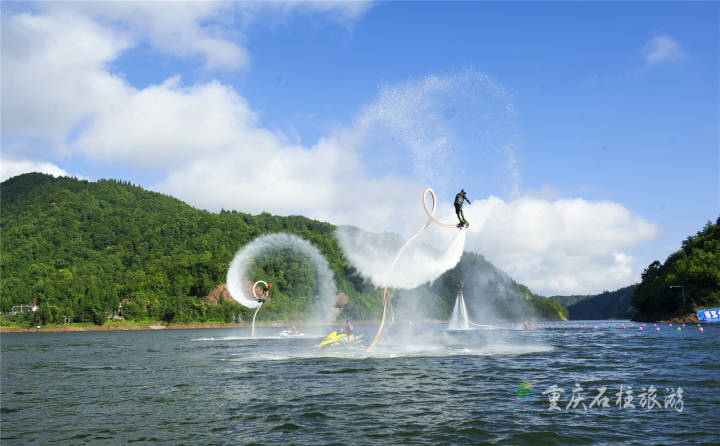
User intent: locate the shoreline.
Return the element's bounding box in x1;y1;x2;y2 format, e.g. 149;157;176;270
0;320;389;333
0;318;573;333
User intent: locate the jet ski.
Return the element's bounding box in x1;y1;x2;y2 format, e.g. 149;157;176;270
318;330;364;347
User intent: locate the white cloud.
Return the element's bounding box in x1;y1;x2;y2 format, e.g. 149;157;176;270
1;12;132;152
74;77;262;166
461;196;660;295
1;5;663;296
1;158;69;181
41;1;371;70
644;35;684;67
45;2;248;70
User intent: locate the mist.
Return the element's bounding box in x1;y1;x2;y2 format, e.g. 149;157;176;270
336;225;466;289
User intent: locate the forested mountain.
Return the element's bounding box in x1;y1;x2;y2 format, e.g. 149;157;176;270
550;295;593;309
0;173;566;326
632;218;720;321
557;285;637;320
409;252;568;321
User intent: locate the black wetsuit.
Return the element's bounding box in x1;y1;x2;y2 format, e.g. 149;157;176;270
454;192;471;224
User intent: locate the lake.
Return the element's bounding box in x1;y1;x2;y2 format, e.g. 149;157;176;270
1;321;718;445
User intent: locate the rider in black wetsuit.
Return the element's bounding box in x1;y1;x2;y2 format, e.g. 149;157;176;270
454;189;471;227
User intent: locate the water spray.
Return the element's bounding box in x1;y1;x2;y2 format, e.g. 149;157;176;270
366;187;464;351
449;291;470;330
251;280;268;337
448;290;497;330
226;233;338;324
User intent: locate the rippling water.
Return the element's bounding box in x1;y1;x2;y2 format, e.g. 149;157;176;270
2;322;718;445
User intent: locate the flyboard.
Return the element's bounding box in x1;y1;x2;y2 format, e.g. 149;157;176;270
251;280;268;337
366;187;465;351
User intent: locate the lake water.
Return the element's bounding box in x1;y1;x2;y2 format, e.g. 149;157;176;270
1;321;718;445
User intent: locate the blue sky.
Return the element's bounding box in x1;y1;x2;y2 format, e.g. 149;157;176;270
2;1;718;296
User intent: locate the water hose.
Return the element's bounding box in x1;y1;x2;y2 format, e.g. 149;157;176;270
366;187;462;351
251;280;268;337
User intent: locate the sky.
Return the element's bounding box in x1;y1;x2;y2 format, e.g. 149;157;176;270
2;1;718;296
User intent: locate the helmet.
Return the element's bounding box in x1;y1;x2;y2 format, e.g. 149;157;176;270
461;189;465;193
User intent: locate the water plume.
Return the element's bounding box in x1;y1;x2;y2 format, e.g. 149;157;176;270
448;292;470;330
336;226;466;289
226;233;337;322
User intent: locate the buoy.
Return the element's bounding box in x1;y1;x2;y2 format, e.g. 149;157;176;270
677;327;681;331
656;327;660;331
699;327;704;332
682;323;686;327
639;326;643;331
622;326;626;330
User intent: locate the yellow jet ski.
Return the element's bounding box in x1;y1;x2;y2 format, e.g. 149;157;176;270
318;330;364;348
319;331;347;346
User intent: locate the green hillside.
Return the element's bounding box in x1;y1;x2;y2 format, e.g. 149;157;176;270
0;173;566;327
549;294;593;309
560;285;637;320
632;218;720;321
412;252;568;321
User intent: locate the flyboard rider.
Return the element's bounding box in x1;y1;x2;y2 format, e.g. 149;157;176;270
454;189;471;228
258;284;272;303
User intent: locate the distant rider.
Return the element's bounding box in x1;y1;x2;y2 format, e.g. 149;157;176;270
345;320;355;342
454;189;471;227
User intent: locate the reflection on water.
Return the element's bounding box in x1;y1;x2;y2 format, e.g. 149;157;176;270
1;322;718;444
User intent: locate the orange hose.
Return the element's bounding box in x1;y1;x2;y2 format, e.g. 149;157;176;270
366;187;461;351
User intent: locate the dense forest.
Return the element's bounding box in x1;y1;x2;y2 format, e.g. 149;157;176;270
413;252;569;321
632;218;720;321
1;173;567;327
555;285;637;320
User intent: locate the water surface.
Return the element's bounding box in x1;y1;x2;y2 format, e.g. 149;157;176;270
2;322;718;444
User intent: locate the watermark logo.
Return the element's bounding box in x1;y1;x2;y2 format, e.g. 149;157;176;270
539;383;684;412
516;381;533;399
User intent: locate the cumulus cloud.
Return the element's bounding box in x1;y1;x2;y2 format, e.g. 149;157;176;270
1;2;373;159
461;196;660;295
1;11;132;153
644;35;685;67
1;4;663;296
43;1;247;70
74;77;262;166
41;1;371;70
152;70;518;235
1;158;69;181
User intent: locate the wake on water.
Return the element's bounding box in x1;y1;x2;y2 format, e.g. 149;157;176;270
201;334;553;362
